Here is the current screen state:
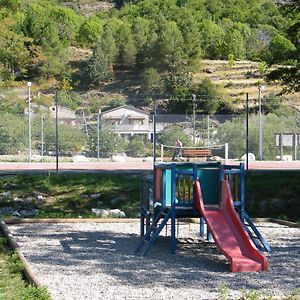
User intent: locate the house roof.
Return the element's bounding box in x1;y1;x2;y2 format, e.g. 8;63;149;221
100;105;149;116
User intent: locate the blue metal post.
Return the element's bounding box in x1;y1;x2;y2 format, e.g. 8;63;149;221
140;179;144;237
240;162;245;221
200;218;205;238
170;163;177;253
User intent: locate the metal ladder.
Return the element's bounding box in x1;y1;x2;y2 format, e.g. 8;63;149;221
135;208;171;256
242;211;272;253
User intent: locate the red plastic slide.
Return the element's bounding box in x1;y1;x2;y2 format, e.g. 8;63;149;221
194;180;268;272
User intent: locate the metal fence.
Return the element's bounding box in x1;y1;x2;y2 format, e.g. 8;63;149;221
0;111;299;163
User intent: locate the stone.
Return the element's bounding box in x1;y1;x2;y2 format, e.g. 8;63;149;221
241;153;256;161
109;209;126;218
19;209;38;217
209;156;222;162
2;191;11;197
0;206;14;217
111;155;126;163
12;211;21;217
142;157;153;162
281;155;293;161
90;193;101;200
36;195;44;201
73;155;89;163
91;208;109;218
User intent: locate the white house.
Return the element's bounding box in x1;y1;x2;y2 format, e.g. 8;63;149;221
49;105;76;126
100;105;155;140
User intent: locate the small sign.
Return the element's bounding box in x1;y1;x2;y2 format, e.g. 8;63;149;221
275;133;299;147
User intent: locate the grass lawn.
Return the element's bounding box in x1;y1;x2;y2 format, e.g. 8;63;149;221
0;173;143;219
0;235;50;300
246;171;300;223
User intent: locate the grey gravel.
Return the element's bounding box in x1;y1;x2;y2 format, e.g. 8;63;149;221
8;221;300;300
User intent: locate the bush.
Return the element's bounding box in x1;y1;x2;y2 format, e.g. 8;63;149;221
126;137;146;157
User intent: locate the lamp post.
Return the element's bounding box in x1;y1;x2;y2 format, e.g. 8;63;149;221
258;85;265;161
97;109;101;161
153;98;157;164
192;94;196;145
27;82;32;163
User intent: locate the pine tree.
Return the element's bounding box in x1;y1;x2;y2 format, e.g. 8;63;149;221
87;42;110;87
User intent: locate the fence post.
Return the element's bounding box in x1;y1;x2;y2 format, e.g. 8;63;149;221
225;143;229;165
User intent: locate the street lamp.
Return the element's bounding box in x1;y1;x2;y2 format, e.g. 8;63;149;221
192;94;196;145
27;82;32;163
258;85;265;161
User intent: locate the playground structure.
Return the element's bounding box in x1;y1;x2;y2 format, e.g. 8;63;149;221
135;162;271;272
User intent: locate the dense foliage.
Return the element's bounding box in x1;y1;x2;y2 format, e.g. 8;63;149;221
0;1;297;85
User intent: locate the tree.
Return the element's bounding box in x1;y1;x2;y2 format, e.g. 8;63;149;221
38;40;70;80
165;54;193;96
88;126;124;158
86;42;110;87
0;16;32;80
267;0;300;92
158;124;192;147
192;78;221;114
156;19;184;64
0;113;27;154
116;21;137;67
267;34;296;64
126;136;146;157
216;113;299;160
34;116;86;155
77;16;104;46
140;67;164;96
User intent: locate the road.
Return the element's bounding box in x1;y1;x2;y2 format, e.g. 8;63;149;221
0;160;300;173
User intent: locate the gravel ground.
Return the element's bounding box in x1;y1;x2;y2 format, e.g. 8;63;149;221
8;221;300;300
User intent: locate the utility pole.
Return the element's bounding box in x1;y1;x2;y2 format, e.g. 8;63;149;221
207;115;210;147
27;82;32;163
55;92;59;173
153;98;157;164
97;109;101;161
41;114;44;162
258;86;265;160
246;93;249;170
192;94;196;145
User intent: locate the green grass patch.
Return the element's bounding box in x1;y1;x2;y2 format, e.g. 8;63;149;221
0;173;142;218
0;233;50;300
246;171;300;222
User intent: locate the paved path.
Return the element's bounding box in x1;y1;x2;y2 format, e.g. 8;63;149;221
0;160;300;173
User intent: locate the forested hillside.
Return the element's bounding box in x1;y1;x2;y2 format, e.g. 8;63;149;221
0;0;299;114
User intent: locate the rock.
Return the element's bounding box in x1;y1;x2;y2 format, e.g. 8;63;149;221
91;208;126;218
19;209;38;217
36;195;44;201
142;157;153;162
91;208;109;218
241;153;256;161
32;155;42;161
73;155;89;163
111;155;126;163
0;206;14;217
203;68;213;73
2;191;11;197
90;193;101;200
109;209;126;218
208;156;222;162
12;211;21;217
81;194;89;199
110;195;126;206
281;155;293;161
